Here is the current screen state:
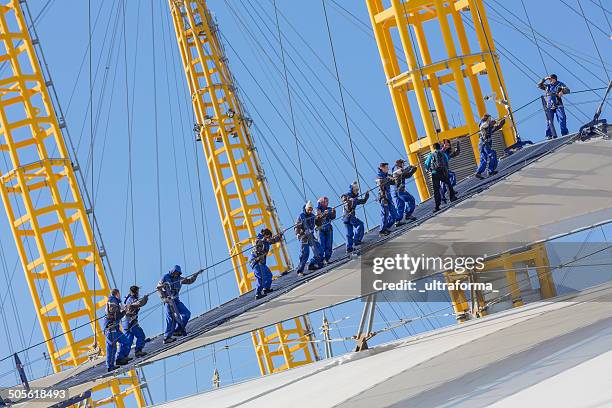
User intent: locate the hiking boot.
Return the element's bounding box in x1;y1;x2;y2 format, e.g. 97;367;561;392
379;229;390;237
115;357;130;366
433;207;440;213
346;247;354;254
173;329;187;337
450;195;458;202
107;365;118;372
406;215;417;222
395;221;405;227
475;173;485;180
135;350;147;358
263;288;274;295
489;170;498;176
255;293;266;300
163;337;176;345
297;270;305;277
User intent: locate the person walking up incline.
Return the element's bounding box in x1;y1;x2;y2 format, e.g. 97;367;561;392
425;143;457;213
391;159;418;223
122;285;149;358
475;113;505;180
342;182;369;254
295;201;324;277
104;289;131;372
157;265;200;344
250;228;283;300
377;162;402;237
440;139;460;203
538;74;570;138
316;197;336;265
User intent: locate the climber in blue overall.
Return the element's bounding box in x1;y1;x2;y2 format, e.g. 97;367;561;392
475;113;505;179
250;228;283;299
377;162;402;236
295;201;324;276
538;74;570;138
157;265;200;344
122;285;149;358
104;289;131;371
316;196;336;264
391;159;418;223
341;182;369;253
440;139;460;203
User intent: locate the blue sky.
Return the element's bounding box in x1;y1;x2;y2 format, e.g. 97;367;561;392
0;0;610;405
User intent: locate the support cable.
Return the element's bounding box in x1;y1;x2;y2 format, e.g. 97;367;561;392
576;0;611;82
272;0;306;201
321;0;368;227
520;0;548;74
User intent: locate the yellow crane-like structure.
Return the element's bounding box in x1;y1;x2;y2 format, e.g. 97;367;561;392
167;0;319;375
0;1;144;406
366;0;516;200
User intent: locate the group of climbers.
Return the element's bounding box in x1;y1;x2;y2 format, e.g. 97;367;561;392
103;75;572;370
103;286;149;371
104;264;199;371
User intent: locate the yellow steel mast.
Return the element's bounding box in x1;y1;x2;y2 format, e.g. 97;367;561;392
366;0;516;200
168;0;318;374
0;1;144;405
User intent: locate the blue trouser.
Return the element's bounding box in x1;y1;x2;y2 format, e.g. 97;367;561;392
440;171;456;202
344;215;364;251
319;228;333;261
164;299;191;339
394;191;415;218
124;324;146;352
380;195;399;231
546;106;568;137
476;142;498;175
297;237;323;272
105;327;130;368
253;263;272;295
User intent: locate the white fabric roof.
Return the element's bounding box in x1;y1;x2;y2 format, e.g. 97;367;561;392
155;282;612;408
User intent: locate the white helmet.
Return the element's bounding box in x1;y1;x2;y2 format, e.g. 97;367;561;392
305;200;314;210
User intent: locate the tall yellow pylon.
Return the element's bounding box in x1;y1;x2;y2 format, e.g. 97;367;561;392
0;1;144;405
366;0;516;200
168;0;318;374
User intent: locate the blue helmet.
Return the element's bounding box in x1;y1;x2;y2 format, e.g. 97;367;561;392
170;264;182;275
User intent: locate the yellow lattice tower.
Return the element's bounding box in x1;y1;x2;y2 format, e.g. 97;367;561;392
366;0;517;199
0;1;144;405
168;0;318;374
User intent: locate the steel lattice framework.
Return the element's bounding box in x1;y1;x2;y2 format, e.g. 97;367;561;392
168;0;318;374
366;0;516;199
0;0;144;405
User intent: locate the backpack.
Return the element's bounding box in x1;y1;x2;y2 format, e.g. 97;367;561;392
429;150;448;173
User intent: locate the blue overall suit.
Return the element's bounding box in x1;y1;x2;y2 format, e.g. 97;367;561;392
440;143;460;203
316;202;336;262
476;117;503;176
122;294;148;354
250;233;281;296
376;169;400;233
295;207;324;273
342;185;369;252
158;266;196;339
104;294;130;369
538;78;570;137
391;164;416;220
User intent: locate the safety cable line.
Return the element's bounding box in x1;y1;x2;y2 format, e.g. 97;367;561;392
594;0;612;33
321;0;369;228
520;0;548;75
272;0;306;202
576;0;611;82
558;0;611;38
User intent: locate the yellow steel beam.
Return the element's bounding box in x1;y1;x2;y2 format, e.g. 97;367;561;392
0;1;144;405
168;0;318;375
366;0;516;200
